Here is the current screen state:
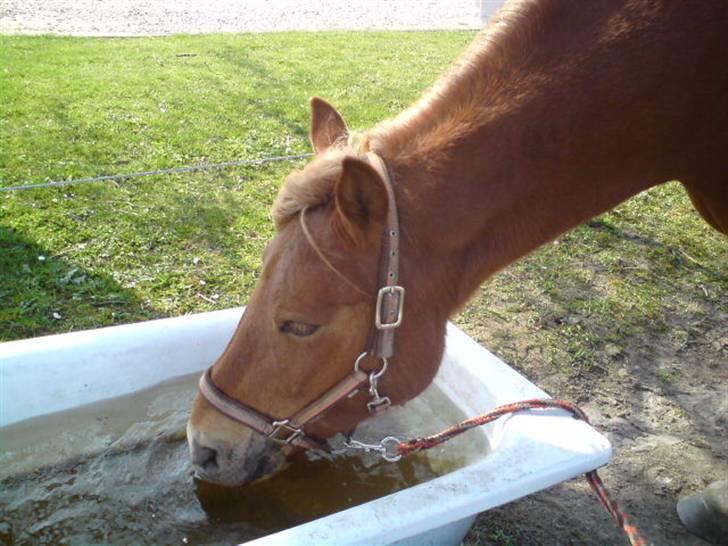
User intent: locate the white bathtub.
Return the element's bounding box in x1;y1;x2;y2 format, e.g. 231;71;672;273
0;308;611;545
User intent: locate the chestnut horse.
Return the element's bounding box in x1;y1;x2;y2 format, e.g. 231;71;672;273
187;0;727;486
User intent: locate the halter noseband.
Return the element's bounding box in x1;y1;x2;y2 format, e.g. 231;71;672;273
197;152;405;452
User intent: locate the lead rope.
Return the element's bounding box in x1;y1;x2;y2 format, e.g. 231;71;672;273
348;398;648;546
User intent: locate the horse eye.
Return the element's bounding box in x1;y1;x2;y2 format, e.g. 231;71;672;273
280;320;319;337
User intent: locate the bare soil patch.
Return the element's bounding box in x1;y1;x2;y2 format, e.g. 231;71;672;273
458;216;727;545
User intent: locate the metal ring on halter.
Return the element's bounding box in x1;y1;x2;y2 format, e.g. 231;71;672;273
380;436;402;462
354;351;388;379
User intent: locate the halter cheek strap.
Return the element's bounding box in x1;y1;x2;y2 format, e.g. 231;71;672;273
197;152;404;451
365;152;404;360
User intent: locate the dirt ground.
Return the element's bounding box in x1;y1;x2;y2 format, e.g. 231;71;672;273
459;273;728;545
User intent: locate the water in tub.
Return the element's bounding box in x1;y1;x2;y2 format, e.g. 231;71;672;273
0;372;489;545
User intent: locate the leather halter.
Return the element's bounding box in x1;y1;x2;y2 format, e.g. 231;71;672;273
197;152;405;452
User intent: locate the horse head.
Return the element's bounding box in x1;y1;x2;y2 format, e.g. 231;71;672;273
186;98;444;486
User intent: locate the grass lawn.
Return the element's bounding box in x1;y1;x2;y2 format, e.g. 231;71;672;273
0;31;474;339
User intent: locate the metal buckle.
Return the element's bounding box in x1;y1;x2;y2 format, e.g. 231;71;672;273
268;419;304;445
375;285;405;330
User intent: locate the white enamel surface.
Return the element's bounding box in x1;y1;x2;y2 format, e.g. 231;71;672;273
0;308;611;545
0;308;243;427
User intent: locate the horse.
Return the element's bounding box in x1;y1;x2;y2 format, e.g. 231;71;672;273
187;0;727;489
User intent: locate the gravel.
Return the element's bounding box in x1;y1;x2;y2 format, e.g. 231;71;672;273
0;0;503;36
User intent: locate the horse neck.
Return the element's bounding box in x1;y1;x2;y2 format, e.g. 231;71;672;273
369;0;723;318
385;125;659;315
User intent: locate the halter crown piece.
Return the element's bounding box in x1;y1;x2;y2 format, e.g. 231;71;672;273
197;152;405;452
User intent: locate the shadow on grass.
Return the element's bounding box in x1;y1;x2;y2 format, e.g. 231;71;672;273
586;218;727;281
209;46;311;138
0;226;158;342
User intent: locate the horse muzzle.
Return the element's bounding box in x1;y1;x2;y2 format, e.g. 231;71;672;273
186;413;288;487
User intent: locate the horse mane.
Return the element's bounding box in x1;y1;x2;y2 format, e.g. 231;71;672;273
273;0;556;227
365;0;553;160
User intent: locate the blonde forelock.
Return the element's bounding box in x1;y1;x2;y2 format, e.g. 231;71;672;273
271;136;368;230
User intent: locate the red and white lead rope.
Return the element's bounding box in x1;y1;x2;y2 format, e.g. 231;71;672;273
393;398;648;546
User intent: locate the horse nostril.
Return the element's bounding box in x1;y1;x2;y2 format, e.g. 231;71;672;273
191;440;219;472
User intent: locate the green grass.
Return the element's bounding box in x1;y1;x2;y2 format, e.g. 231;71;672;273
0;32;475;340
0;33;471;186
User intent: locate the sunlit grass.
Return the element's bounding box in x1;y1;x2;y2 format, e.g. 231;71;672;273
0;31;474;339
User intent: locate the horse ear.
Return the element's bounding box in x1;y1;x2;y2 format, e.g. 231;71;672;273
334;157;388;245
310;97;348;154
